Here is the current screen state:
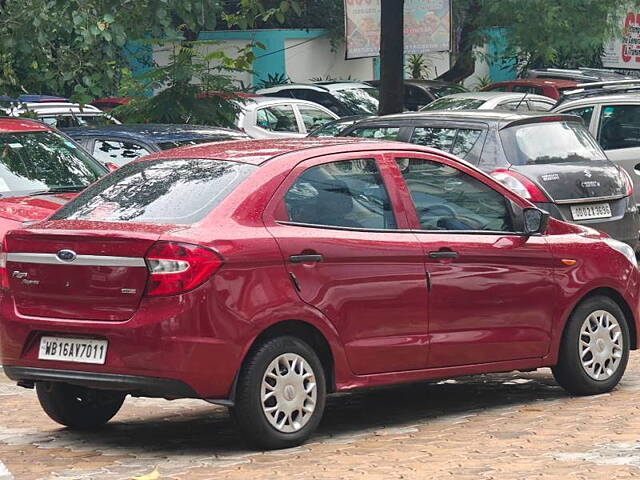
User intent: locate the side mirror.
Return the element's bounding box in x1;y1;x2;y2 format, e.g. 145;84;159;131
523;208;549;235
105;162;119;172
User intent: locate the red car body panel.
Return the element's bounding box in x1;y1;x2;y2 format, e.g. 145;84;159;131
1;139;638;401
482;79;579;100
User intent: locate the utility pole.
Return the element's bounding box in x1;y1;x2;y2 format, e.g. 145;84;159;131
378;0;404;115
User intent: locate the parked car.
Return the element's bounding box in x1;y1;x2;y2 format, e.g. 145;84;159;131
237;96;339;139
367;79;467;110
307;115;371;137
420;92;556;112
256;82;379;116
1;99;120;128
553;83;640;208
0;117;107;239
90;97;131;112
527;68;634;83
340;111;639;249
66;124;249;167
482;78;578;100
1;138;637;450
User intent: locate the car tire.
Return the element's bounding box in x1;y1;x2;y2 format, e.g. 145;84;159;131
552;295;630;396
233;336;326;449
36;382;125;429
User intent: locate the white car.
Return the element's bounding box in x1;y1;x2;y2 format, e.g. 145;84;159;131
420;92;557;112
2;101;120;128
256;82;380;116
236;96;339;139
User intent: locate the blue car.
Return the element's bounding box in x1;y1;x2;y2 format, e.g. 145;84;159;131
65;124;249;167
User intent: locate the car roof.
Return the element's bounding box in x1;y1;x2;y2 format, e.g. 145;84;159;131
489;78;578;88
367;79;459;87
12;102;105;115
63;124;247;143
0;117;53;133
256;84;329;94
438;91;550;101
557;92;640;108
141;138;458;166
318;82;376;91
350;110;580;129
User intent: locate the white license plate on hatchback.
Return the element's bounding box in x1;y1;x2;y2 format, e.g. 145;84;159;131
570;203;612;221
38;337;108;365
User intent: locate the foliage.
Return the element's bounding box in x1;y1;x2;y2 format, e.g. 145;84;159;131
471;75;493;90
406;54;432;80
255;72;291;89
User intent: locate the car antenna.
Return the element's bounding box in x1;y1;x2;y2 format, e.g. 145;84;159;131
514;91;529;111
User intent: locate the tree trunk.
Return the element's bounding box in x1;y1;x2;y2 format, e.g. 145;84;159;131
379;0;404;115
436;0;481;84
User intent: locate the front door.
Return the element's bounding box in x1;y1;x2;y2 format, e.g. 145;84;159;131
264;153;430;375
389;153;557;368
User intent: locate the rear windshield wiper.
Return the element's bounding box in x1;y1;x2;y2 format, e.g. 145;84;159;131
28;186;86;196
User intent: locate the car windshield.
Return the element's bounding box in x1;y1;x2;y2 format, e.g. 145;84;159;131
500;121;607;165
50;158;257;224
331;88;379;115
431;85;467;98
420;97;486;111
0;131;105;197
41;115;117;129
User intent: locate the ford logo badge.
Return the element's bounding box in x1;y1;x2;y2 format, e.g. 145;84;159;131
56;249;77;262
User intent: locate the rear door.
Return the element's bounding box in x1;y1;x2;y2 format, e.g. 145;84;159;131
263;152;430;375
388;152;556;367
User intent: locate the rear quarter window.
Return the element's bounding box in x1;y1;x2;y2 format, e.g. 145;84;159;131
50;159;257;224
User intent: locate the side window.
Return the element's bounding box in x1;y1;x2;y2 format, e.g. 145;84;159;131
564;106;594;127
281;159;396;230
348;127;400;140
410;127;457;151
291;90;344;115
597;104;640;150
396;158;513;232
256;105;299;133
92;140;150;166
298;106;335;132
451;129;483;158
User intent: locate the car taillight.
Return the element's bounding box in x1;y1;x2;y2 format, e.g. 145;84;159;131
490;169;549;202
620;168;634;196
144;241;223;296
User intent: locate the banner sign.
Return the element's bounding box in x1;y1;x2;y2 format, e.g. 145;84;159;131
344;0;451;59
603;11;640;70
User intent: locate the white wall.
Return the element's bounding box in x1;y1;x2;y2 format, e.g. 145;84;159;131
284;37;375;82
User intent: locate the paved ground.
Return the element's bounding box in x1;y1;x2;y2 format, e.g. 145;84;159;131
2;356;640;480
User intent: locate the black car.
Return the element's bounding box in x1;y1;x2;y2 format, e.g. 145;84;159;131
307;115;371;137
366;79;467;111
339;111;639;249
65;124;248;167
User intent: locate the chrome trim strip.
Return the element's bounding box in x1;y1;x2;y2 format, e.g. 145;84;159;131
6;253;146;267
554;194;626;205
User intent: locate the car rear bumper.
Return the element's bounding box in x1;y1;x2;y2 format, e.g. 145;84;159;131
0;285;243;399
535;198;640;250
3;366;199;398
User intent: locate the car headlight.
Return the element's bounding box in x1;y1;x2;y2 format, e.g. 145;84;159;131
603;238;638;268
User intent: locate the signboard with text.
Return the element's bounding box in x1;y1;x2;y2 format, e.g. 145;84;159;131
603;11;640;69
344;0;451;59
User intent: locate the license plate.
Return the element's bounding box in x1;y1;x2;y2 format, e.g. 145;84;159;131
570;202;612;220
38;336;108;365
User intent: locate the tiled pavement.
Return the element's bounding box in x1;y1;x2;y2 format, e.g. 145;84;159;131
2;356;640;479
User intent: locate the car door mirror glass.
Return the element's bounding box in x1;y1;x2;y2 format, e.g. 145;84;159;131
523;208;549;234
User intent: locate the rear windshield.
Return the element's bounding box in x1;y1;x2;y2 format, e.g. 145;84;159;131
420;97;486;111
331;88;379;115
51;159;257;224
157;136;244;150
500;121;607;165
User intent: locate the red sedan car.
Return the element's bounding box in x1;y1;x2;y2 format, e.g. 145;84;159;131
0;139;638;449
482;78;578;100
0;118;107;240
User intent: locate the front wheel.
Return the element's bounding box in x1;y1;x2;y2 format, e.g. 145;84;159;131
36;382;125;429
233;336;326;449
552;295;630;396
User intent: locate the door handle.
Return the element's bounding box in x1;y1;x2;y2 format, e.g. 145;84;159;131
428;250;458;259
289;254;323;263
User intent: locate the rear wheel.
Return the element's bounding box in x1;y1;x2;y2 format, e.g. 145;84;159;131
36;382;125;429
233;336;326;449
552;295;630;396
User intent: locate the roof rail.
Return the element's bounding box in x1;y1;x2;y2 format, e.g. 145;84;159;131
556;79;640;105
